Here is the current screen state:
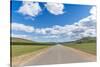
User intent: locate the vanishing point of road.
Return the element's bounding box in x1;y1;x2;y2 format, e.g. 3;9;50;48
24;45;96;66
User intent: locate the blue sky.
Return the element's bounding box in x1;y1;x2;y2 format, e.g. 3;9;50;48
11;1;96;42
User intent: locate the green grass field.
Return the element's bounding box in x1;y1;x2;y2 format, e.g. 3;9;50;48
65;43;96;55
12;45;50;57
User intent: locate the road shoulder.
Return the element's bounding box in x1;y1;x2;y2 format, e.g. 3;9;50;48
12;46;51;67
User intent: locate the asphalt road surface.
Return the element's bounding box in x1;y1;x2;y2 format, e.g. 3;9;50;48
25;45;96;66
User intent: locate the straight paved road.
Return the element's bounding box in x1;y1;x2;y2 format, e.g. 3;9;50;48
24;45;96;66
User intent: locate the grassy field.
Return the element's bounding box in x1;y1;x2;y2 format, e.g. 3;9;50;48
11;37;54;57
65;43;96;55
12;45;50;57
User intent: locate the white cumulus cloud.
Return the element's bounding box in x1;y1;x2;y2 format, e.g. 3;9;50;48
45;2;65;15
33;6;96;40
18;1;42;17
12;23;34;33
12;34;27;38
90;6;96;15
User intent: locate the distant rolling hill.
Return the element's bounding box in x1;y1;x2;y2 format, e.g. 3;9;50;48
11;37;54;45
62;37;96;45
74;37;96;43
11;37;34;43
